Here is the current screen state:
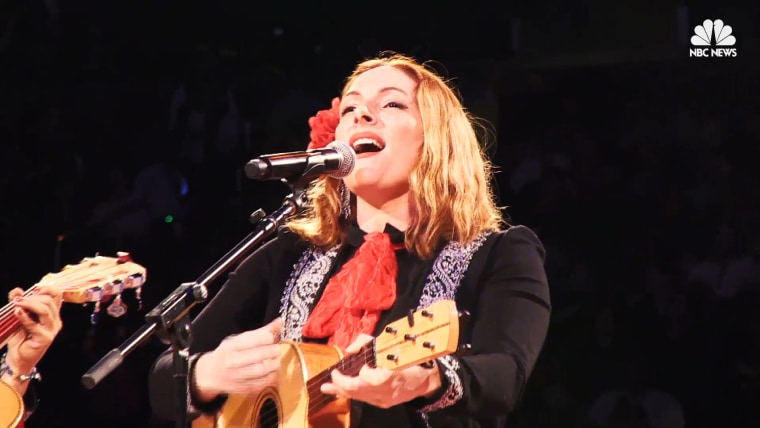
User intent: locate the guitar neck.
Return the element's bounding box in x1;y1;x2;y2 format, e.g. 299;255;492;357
0;253;147;349
300;300;461;417
0;286;39;348
306;340;377;414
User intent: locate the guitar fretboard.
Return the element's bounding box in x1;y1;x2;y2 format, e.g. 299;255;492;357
0;286;40;347
305;340;377;414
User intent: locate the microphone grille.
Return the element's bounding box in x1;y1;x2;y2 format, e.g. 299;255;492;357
326;141;356;178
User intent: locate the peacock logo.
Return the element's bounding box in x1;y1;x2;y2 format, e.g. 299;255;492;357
689;19;738;57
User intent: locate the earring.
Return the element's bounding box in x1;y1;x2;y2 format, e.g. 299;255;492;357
340;182;351;219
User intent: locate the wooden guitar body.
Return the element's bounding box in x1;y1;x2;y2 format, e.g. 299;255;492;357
193;342;350;428
0;380;23;428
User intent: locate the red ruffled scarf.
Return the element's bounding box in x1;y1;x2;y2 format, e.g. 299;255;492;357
301;232;401;350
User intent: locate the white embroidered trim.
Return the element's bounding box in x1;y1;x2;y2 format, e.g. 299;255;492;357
279;246;340;341
417;232;489;309
419;355;464;413
416;232;489;418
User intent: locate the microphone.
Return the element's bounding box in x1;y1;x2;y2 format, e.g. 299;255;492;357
245;141;356;181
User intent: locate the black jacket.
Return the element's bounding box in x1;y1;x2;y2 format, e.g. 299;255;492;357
149;223;550;428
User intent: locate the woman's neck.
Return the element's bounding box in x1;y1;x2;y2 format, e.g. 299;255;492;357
355;193;410;233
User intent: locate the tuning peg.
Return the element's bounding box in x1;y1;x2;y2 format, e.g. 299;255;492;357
135;286;143;311
106;294;127;318
456;343;472;356
407;309;415;327
90;301;101;325
457;310;471;331
116;252;133;263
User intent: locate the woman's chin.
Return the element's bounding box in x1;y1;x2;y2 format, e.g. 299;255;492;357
351;184;409;207
347;167;383;188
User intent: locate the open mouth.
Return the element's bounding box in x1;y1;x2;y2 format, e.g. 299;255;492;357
352;138;385;155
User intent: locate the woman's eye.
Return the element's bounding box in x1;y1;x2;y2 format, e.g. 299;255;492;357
384;102;406;109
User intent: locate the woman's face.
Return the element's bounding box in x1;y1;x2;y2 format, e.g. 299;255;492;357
335;66;424;206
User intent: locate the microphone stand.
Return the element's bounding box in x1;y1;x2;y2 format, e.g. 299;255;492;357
81;178;311;428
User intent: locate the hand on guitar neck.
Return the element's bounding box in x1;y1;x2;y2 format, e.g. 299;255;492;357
0;253;146;427
193;318;284;402
319;333;442;409
1;285;63;397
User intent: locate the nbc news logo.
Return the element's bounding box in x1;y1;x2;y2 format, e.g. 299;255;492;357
689;19;737;58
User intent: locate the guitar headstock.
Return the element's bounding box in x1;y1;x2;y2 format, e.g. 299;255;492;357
36;252;147;324
374;299;462;371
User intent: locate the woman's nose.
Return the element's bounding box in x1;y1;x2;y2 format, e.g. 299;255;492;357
354;106;376;124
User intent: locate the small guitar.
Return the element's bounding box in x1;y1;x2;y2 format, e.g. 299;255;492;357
0;382;23;428
0;252;146;428
193;299;465;428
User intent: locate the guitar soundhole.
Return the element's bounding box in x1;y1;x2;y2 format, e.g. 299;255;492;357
257;398;279;428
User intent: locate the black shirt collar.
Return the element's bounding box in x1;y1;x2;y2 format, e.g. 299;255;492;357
347;221;405;247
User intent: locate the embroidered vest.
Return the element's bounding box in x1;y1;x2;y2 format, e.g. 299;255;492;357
278;233;490;342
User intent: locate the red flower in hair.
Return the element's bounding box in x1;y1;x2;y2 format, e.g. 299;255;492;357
307;97;341;150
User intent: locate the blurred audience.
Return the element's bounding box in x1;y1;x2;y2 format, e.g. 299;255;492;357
1;10;758;427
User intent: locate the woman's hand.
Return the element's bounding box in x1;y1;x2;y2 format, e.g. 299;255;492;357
192;318;283;402
3;285;63;395
320;334;442;409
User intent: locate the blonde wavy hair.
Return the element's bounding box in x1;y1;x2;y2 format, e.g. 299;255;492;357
286;52;505;259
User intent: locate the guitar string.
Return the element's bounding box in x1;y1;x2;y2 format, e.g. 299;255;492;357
254;333;442;427
0;287;38;318
0;263;96;322
0;287;40;339
256;340;440;427
0;259;139;337
0;257;139;320
0;260;109;324
255;346;375;428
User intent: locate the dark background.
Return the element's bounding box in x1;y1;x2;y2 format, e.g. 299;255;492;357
1;0;759;427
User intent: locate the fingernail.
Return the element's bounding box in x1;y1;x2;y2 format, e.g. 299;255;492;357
13;297;22;302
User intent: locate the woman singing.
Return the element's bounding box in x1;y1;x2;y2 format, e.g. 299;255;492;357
149;52;551;428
